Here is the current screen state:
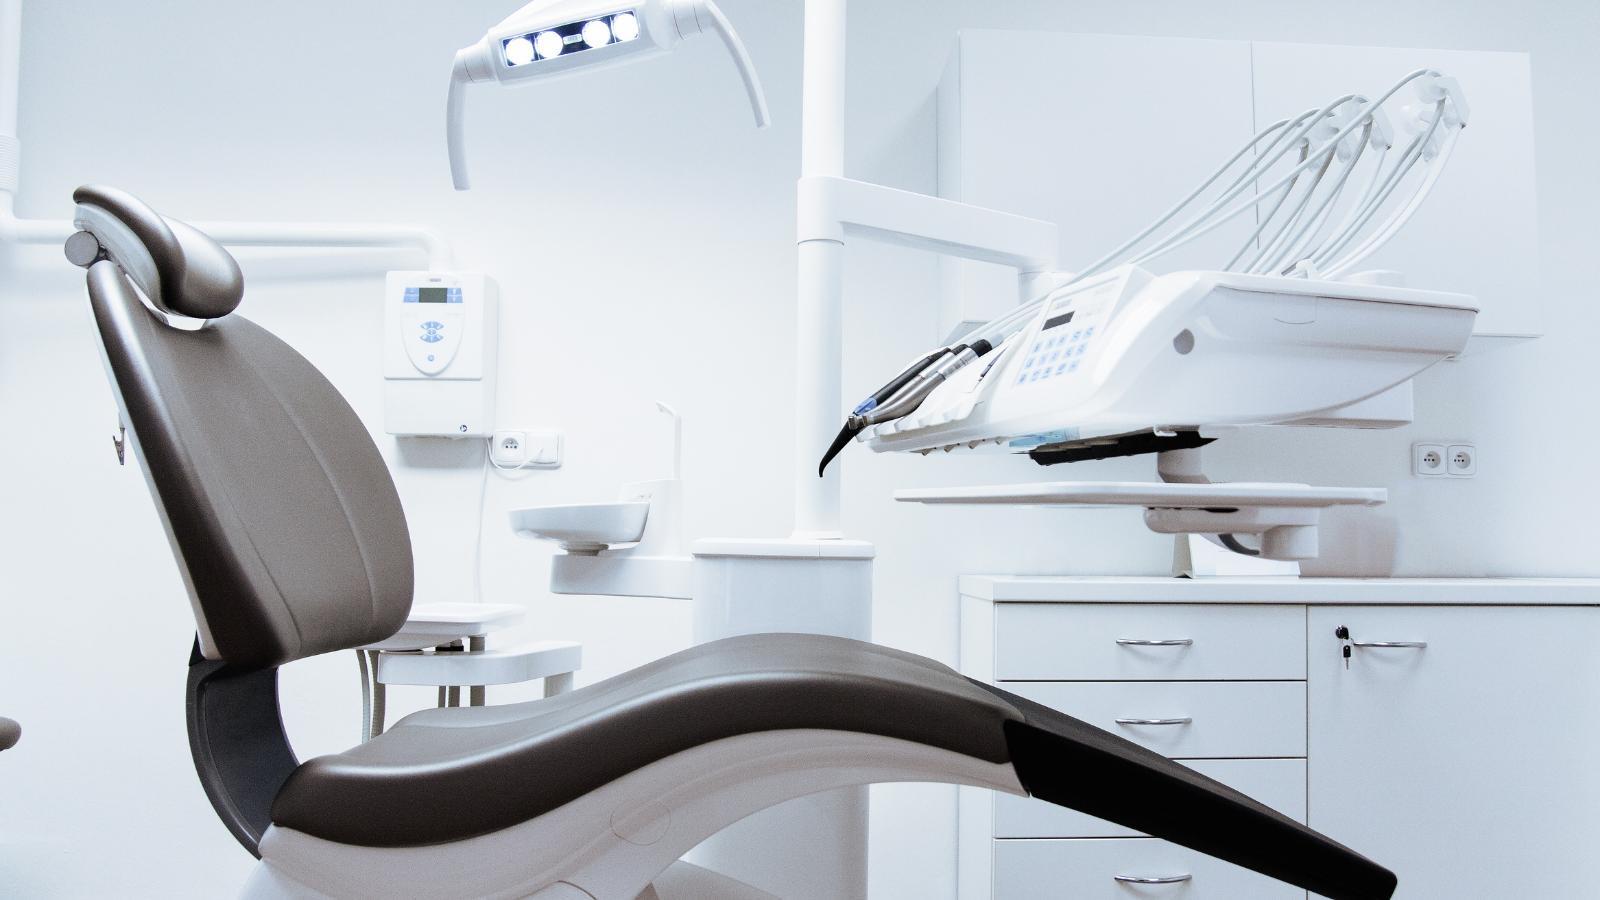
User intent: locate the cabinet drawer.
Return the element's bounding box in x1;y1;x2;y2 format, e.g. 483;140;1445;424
996;758;1306;837
994;838;1305;900
1008;682;1306;758
996;604;1305;681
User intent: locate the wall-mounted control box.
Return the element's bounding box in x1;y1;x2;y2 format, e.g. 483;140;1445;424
383;271;498;437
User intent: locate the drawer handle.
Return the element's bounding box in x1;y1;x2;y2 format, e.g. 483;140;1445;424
1116;638;1192;646
1113;874;1193;885
1115;717;1192;726
1352;641;1427;649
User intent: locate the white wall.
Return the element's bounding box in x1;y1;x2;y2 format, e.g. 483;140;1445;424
0;2;1594;900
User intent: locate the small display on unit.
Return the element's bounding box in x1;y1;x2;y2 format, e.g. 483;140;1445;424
418;287;450;303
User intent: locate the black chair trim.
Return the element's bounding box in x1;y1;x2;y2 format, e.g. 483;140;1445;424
186;638;299;857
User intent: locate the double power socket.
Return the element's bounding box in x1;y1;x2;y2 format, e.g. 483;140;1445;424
1412;441;1475;478
491;429;562;468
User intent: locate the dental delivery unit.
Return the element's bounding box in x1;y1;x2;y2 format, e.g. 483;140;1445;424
823;69;1477;561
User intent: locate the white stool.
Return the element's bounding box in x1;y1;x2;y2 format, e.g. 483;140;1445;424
356;602;582;740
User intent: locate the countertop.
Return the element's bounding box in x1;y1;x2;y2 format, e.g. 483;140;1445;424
958;575;1600;605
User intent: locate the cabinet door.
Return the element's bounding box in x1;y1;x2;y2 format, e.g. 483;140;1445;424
996;603;1306;681
1307;606;1600;899
1010;681;1306;758
994;838;1304;900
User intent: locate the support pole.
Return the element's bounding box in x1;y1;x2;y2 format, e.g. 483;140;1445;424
0;0;24;202
793;0;847;538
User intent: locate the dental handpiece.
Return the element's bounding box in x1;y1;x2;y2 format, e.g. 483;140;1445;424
853;339;993;429
817;340;992;476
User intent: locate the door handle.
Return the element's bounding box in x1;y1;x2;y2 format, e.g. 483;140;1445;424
1352;641;1427;649
1116;638;1192;646
1114;874;1192;884
1115;717;1192;726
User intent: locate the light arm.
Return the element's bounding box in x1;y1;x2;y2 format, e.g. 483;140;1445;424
698;0;770;129
447;51;472;191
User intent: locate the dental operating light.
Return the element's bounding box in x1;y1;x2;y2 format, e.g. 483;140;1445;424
447;0;771;190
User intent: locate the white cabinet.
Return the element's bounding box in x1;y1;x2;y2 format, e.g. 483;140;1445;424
1307;606;1600;900
957;578;1600;900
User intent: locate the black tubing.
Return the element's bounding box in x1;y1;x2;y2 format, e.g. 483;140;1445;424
1219;533;1261;556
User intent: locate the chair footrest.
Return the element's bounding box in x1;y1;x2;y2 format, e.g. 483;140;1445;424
375;640;582;686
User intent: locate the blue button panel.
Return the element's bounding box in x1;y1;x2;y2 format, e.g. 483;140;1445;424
1015;322;1100;386
419;320;444;343
402;287;464;303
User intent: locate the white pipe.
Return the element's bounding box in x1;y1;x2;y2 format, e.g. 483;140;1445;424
0;198;455;269
656;400;683;481
793;0;847;538
798;176;1056;271
0;193;64;243
184;221;454;269
0;0;18;139
0;0;454;271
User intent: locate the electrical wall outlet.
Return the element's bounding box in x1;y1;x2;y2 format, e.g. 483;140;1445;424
492;430;528;465
1413;441;1474;477
491;430;562;468
1413;443;1446;476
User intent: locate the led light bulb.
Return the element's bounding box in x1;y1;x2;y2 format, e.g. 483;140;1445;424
504;36;535;66
534;30;565;59
582;19;611;48
611;12;639;41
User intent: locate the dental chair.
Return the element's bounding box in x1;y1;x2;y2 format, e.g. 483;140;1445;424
68;184;1399;900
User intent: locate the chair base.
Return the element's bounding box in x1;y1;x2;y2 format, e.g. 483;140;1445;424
251;730;1021;900
241;860;777;900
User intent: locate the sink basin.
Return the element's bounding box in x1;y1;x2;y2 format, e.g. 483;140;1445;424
510;501;649;554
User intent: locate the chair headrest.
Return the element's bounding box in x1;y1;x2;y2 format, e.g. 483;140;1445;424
65;185;244;320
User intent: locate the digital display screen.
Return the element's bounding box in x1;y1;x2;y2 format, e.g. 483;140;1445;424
1042;309;1075;331
418;288;449;303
